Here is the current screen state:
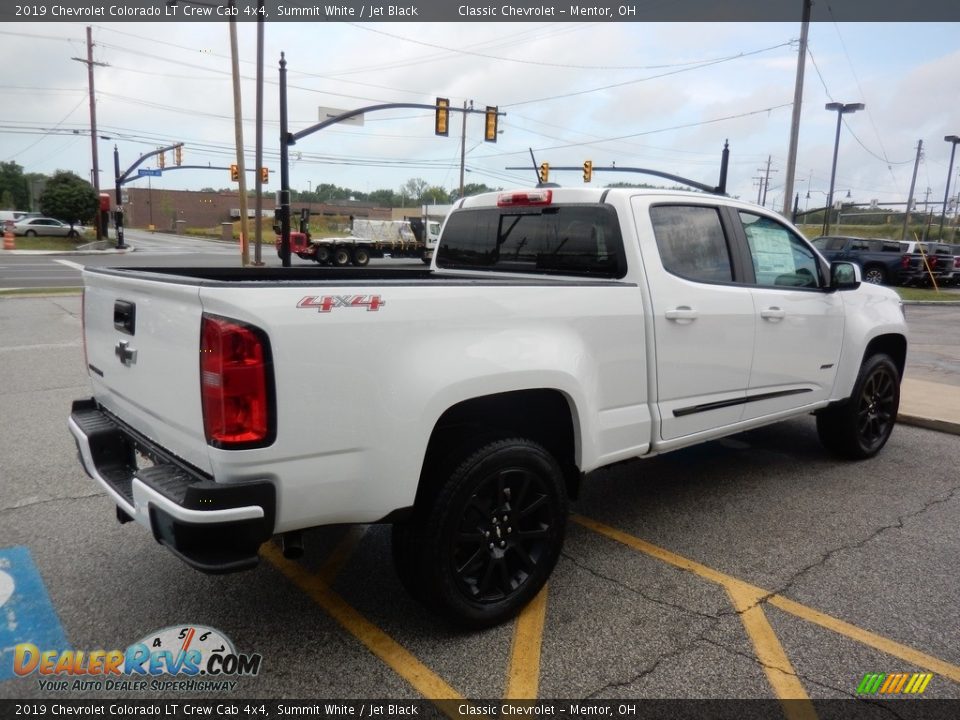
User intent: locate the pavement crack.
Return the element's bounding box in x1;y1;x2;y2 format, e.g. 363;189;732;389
0;491;103;515
736;484;960;615
560;549;719;622
699;636;910;709
583;627;719;699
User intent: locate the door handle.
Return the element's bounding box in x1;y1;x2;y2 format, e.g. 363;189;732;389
665;306;697;322
760;307;786;320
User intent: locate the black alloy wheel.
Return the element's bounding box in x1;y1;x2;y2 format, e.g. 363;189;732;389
393;437;567;628
817;353;900;459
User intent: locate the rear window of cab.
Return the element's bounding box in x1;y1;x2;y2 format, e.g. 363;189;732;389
436;205;627;279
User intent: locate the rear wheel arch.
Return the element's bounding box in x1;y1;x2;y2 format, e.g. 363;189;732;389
415;389;581;510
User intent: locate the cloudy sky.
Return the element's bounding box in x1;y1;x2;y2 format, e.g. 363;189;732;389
1;19;958;213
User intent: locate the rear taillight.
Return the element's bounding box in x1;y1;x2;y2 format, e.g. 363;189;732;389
901;255;911;269
954;257;960;269
200;314;274;449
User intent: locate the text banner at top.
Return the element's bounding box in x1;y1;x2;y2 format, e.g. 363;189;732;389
3;0;960;23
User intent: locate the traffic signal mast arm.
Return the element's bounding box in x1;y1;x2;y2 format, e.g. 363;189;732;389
288;102;505;144
117;142;185;185
508;141;731;195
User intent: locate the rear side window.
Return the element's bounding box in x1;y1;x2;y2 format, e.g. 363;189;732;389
436;205;626;278
649;205;733;283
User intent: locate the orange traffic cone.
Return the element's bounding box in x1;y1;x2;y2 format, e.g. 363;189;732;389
2;224;14;250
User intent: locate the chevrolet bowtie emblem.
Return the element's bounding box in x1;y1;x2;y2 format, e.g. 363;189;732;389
115;340;138;366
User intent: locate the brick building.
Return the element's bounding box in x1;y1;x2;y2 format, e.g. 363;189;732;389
120;188;392;230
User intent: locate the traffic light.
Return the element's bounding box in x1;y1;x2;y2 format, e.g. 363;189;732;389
175;146;182;166
484;106;498;142
230;164;239;182
260;167;269;184
538;162;549;184
583;160;593;183
157;150;165;169
435;97;450;137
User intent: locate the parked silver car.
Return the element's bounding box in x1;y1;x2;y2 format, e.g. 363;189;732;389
12;217;86;238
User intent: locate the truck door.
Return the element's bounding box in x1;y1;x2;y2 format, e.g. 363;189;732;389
734;211;844;420
635;200;756;441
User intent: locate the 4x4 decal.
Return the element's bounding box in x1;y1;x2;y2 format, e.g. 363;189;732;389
297;295;385;313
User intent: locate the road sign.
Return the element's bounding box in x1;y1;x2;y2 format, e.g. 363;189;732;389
318;106;363;127
138;169;162;177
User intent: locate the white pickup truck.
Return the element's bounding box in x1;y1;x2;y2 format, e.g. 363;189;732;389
70;187;907;627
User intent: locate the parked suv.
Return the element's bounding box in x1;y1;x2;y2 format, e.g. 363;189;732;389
811;236;906;285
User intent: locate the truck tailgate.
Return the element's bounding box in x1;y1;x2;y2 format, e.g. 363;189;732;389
82;268;212;474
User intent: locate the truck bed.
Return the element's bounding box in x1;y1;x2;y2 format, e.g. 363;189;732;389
88;266;631;287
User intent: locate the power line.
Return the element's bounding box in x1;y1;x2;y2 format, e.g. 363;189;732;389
350;24;793;72
504;41;795;108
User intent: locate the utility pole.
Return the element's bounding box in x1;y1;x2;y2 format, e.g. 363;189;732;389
459;100;471;198
252;0;265;266
72;27;108;240
228;0;250;266
901;139;923;241
782;0;812;219
762;155;777;207
754;173;765;204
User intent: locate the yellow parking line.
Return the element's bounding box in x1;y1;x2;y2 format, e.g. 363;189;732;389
317;525;369;584
726;584;816;718
571;514;765;593
504;586;548;699
261;543;465;709
769;595;960;684
572;514;960;689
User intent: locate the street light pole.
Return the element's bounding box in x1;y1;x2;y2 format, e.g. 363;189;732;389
939;135;959;240
823;102;864;236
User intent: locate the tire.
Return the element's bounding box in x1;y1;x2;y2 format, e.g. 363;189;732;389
392;437;568;628
817;353;900;460
352;246;370;266
25;230;37;237
333;246;351;266
421;257;432;265
862;265;886;285
314;246;331;265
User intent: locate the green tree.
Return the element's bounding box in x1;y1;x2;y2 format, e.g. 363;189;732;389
0;161;30;209
422;186;449;204
367;188;397;207
449;183;497;202
39;171;98;229
401;178;428;205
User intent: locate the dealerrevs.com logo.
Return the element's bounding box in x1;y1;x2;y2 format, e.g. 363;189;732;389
13;625;262;692
857;672;933;695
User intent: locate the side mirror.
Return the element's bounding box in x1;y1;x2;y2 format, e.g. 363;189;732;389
830;261;861;290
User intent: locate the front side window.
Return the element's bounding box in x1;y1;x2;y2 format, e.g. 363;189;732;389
649;205;733;284
739;212;820;288
436;205;626;278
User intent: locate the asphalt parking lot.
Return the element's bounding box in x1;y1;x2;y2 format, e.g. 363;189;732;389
1;295;958;713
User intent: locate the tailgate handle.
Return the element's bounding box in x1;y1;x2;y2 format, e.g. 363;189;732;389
114;300;136;335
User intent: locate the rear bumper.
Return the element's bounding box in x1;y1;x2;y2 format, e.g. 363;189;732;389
69;398;275;574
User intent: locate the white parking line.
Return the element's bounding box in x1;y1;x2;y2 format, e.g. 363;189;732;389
54;260;85;271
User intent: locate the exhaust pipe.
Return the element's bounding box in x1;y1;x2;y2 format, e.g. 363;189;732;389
281;530;304;559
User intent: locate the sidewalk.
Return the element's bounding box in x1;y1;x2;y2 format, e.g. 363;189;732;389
899;377;960;436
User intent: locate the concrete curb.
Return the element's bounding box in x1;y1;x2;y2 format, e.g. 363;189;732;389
897;414;960;436
0;248;134;255
901;300;960;306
